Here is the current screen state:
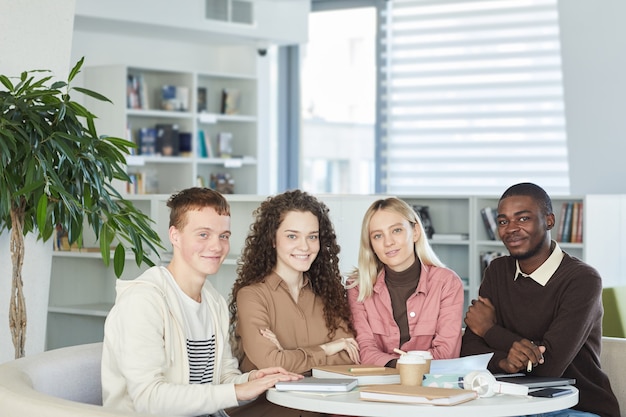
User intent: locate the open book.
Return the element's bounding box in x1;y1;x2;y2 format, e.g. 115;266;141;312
312;364;400;385
360;384;478;406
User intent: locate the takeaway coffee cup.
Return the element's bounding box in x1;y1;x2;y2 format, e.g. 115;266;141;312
408;350;433;373
397;353;427;386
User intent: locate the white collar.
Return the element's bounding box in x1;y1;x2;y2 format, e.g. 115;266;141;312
514;241;563;286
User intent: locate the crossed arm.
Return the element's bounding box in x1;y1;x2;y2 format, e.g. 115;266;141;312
236;286;359;374
462;272;601;376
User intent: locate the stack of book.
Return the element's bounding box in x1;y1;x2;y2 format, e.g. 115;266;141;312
556;201;583;243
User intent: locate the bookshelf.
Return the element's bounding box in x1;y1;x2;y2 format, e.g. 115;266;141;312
83;65;260;195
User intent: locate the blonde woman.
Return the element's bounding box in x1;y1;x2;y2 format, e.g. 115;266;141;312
346;197;464;367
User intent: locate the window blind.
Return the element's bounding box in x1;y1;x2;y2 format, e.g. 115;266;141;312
380;0;570;195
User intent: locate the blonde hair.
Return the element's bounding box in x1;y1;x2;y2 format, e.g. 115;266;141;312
346;198;444;301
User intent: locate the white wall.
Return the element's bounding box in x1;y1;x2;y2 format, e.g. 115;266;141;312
559;0;626;194
74;0;309;46
0;0;75;363
0;0;75;79
70;31;257;76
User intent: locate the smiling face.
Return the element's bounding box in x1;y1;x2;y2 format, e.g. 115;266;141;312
169;206;231;280
497;195;554;269
274;210;321;280
368;209;419;272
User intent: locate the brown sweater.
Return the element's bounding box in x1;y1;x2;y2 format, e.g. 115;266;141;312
228;272;354;417
461;252;620;417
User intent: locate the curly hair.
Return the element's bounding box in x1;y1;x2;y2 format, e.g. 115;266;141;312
229;190;355;360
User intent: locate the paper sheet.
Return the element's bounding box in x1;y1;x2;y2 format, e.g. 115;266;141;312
430;353;494;374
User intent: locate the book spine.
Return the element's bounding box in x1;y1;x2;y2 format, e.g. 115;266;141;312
204;131;214;158
197;130;207;158
569;201;579;242
556;202;567;242
480;207;496;240
561;202;573;243
576;202;583;243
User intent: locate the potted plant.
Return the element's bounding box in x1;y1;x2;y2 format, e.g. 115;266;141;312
0;57;164;359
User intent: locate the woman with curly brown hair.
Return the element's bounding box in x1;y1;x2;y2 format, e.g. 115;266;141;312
227;190;359;417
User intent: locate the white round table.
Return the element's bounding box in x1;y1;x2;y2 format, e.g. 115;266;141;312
267;386;578;417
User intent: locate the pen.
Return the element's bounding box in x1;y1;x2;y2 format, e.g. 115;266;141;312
393;348;407;356
349;367;387;373
527;360;533;372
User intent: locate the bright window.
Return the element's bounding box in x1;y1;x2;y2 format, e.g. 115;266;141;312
380;0;570;195
300;6;377;194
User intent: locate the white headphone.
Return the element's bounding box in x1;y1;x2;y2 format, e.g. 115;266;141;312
463;371;528;397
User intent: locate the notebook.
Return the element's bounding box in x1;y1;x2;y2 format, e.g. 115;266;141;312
359;384;478;406
274;377;358;392
495;375;576;388
312;364;400;385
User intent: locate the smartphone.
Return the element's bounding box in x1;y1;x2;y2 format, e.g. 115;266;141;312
529;388;573;398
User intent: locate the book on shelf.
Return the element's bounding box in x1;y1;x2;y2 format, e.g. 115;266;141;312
359;384;477;406
574;202;583;243
127;74;141;109
560;202;574;243
480;207;498;240
221;88;241;115
197;130;207;157
161;85;189;111
274;377;358;393
138;127;157;156
556;202;567;241
197;130;215;158
217;132;233;158
127;73;148;110
155;124;180;157
557;201;584;243
179;132;192;157
570;203;579;243
412;205;435;239
127;172;146;195
197;87;207;112
312;364;400;386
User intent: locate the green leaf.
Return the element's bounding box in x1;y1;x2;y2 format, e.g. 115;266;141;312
0;75;14;91
113;244;125;277
36;194;48;233
73;86;112;103
68;57;84;83
50;81;66;90
100;228;111;267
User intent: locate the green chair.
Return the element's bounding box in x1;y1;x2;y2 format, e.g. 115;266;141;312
602;287;626;338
